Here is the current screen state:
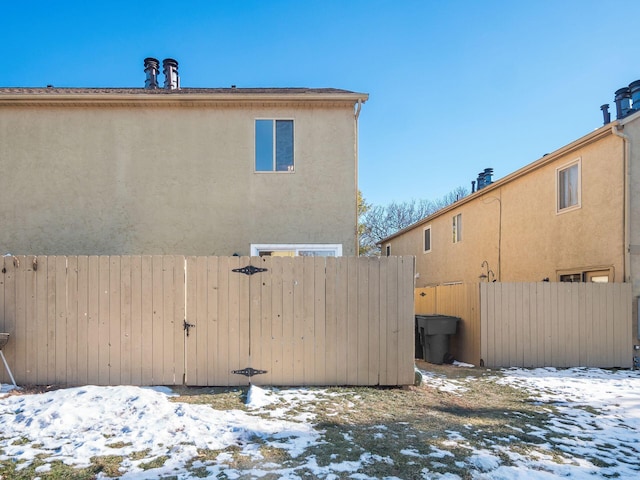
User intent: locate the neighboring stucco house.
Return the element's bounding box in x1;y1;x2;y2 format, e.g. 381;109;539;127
381;80;640;297
0;58;368;257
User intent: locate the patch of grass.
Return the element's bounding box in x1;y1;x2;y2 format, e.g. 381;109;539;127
139;455;169;470
90;455;124;477
130;448;152;461
106;440;132;449
171;386;247;411
0;458;99;480
258;445;291;463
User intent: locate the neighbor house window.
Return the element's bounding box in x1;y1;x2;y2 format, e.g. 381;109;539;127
386;244;391;256
557;159;581;212
452;214;462;243
251;244;342;257
423;226;432;253
255;119;294;172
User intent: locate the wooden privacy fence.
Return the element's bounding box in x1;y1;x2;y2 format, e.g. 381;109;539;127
0;255;415;387
415;282;633;368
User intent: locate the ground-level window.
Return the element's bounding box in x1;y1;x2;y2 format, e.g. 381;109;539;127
423;225;431;253
452;213;462;243
557;159;581;213
255;119;294;172
250;244;342;257
558;268;611;282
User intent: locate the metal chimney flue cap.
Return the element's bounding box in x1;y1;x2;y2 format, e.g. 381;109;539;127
162;58;180;90
144;57;160;68
143;57;160;89
615;87;631;98
163;58;178;68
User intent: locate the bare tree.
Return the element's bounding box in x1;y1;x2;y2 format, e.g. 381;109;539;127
359;186;468;256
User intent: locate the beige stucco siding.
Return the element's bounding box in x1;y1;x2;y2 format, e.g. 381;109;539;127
625;117;640;298
390;130;626;287
0;102;357;255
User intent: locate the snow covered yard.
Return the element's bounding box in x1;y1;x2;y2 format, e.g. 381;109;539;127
0;364;639;479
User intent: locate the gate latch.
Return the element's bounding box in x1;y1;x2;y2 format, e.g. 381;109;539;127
232;367;268;377
183;320;195;337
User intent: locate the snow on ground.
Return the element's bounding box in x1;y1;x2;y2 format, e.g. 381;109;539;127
1;367;640;479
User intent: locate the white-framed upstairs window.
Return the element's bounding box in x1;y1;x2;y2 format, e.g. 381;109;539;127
423;225;432;253
557;158;581;213
255;119;294;172
452;213;462;243
250;243;342;257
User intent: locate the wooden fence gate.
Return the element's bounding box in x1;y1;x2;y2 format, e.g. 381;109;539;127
0;255;415;387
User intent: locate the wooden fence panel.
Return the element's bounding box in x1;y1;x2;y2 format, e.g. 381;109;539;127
480;282;632;368
324;257;338;384
0;256;4;384
281;257;296;384
384;256;399;386
1;255;415;387
335;256;349;385
314;257;327;384
35;256;49;385
417;282;633;369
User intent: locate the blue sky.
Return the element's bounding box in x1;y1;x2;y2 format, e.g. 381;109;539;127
2;0;640;206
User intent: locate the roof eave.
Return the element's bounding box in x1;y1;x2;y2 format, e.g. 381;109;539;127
0;91;369;107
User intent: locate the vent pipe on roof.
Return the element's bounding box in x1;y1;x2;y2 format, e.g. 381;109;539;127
601;104;611;125
143;58;160;89
476;172;486;190
630;80;640;112
163;58;180;90
615;87;632;119
483;168;494;185
474;168;494;191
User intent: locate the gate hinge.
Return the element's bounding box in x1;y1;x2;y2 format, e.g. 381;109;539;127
232;367;268;377
232;265;268;276
183;319;195;336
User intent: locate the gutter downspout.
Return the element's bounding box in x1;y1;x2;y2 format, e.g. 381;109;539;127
355;99;362;256
612;124;631;282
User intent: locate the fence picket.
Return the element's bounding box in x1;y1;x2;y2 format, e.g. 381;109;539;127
66;256;79;385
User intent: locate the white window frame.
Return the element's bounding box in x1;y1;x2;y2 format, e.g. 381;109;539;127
254;118;295;173
452;213;462;243
556;158;581;214
423;225;432;253
250;243;342;257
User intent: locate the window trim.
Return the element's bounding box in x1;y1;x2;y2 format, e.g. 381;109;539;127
250;243;342;257
423;225;432;253
452;213;462;243
254;118;295;173
556;266;613;282
556;158;581;214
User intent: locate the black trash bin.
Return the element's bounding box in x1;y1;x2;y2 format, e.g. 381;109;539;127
415;315;459;364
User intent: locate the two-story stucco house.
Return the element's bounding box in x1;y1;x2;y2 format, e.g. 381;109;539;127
381;79;640;298
0;58;368;257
